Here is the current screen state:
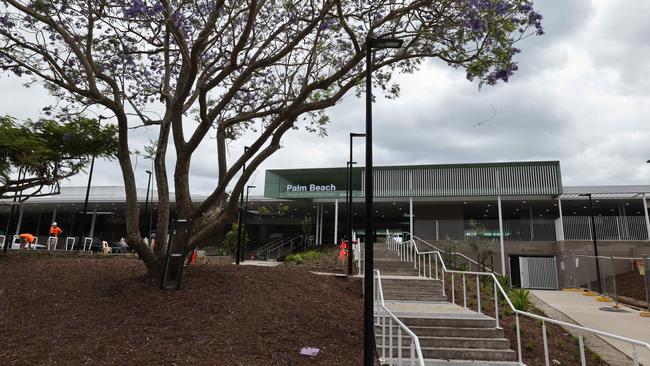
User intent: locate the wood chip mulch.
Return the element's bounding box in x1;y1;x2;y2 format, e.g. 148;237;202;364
0;252;365;365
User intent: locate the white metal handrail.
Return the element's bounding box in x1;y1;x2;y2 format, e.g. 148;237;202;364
386;234;650;366
374;270;426;366
411;234;499;274
263;235;303;260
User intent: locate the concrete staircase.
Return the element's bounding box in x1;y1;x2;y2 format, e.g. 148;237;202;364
373;243;519;365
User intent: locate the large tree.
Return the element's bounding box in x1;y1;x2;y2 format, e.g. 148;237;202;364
0;116;118;199
0;0;543;274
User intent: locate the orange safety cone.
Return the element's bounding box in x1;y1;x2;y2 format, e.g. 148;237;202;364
191;249;197;265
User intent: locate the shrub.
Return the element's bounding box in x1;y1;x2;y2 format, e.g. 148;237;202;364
509;288;532;312
285;250;320;264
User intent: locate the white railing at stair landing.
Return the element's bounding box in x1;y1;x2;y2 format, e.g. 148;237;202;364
386;234;650;366
374;270;426;366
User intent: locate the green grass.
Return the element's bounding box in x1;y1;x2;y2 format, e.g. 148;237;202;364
284;250;321;264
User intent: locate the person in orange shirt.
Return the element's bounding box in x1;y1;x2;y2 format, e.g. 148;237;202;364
49;222;63;237
19;233;36;250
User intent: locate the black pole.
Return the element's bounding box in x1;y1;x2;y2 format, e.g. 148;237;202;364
143;171;152;237
347;134;364;275
235;146;250;265
363;37;374;366
347;159;353;275
587;194;603;293
78;155;95;245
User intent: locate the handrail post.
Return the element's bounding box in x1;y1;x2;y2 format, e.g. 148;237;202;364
578;334;586;366
542;320;550;366
441;265;446;296
381;312;386;360
476;273;481;313
434;254;438;279
451;272;455;304
462;273;467;308
398;327;403;362
493;279;500;328
516;313;522;364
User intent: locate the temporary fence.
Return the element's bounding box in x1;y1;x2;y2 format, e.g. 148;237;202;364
560;253;650;310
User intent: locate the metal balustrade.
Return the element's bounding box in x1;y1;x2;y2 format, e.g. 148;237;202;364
563;216;648;241
257;235;303;261
374;270;426;366
384;234;650;365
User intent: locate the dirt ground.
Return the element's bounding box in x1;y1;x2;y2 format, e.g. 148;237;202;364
615;271;649;305
0;252;365;365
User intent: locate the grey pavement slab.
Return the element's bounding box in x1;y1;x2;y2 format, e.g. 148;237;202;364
531;290;650;366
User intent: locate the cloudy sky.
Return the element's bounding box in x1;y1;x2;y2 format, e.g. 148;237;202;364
3;0;650;196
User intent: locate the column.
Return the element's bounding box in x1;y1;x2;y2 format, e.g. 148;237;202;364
89;209;97;238
409;196;414;241
333;199;339;245
314;203;320;246
319;204;324;245
497;195;506;275
558;198;565;241
14;204;24;235
643;193;650;240
50;208;57;226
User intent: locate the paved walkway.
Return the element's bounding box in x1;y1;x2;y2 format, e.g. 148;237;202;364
531;290;650;366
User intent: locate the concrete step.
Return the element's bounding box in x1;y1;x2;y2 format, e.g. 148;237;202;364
382;293;448;301
400;326;505;338
417;347;517;362
377;336;511;350
399;316;496;329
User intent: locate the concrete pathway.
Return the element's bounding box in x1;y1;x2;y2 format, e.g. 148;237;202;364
234;260;281;267
531;290;650;366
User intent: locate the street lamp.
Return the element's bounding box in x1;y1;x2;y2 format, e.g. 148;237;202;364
78;155;95;246
348;133;365;276
579;193;602;294
241;185;256;262
236;146;250;265
144;170;152;238
363;35;403;366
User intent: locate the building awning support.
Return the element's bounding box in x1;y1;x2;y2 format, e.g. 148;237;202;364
497;195;505;275
409;196;413;241
14;204;24;235
643;193;650;240
557;198;565;241
333;199;338;245
315;203;320;246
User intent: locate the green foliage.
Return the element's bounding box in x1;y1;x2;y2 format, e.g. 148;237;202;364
223;224;250;256
0;116;118;197
496;274;511;292
509;288;532;312
285;250;320;264
257;206;271;215
467;220;494;271
441;239;458;269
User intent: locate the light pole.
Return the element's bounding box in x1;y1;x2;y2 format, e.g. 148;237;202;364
235;146;250;265
143;170;152;237
363;36;403;366
579;193;602;294
78;155;95;245
348;133;365;276
241;185;256;262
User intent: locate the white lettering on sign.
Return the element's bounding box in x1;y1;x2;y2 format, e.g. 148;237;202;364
286;184;336;192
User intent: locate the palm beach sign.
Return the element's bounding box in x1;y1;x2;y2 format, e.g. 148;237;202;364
286;184;336;192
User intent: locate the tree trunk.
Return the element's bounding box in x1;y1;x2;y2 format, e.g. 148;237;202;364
115;112;159;275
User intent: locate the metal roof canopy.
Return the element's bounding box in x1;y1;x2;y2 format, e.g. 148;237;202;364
560;185;650;200
265;160;563;199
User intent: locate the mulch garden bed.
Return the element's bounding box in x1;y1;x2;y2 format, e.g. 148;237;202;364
444;274;608;366
615;271;649;307
0;251;365;365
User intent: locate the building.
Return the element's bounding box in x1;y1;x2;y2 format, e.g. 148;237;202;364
3;160;650;287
